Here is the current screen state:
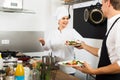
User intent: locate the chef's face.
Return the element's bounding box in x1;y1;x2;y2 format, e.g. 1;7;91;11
58;16;69;28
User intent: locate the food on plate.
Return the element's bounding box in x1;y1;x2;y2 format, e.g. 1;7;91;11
68;41;77;45
63;60;83;66
66;40;81;47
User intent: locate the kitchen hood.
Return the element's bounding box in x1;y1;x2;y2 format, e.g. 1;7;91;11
0;0;23;11
0;0;35;14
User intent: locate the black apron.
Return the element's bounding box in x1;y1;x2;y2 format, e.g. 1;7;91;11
96;17;120;80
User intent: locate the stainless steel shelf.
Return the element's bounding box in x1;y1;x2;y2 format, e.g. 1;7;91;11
62;0;92;5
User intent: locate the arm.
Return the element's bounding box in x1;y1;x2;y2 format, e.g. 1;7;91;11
38;32;51;51
93;62;120;74
76;41;99;57
39;38;45;46
72;29;99;57
74;62;120;75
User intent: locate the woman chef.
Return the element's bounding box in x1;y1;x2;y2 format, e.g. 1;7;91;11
39;6;84;75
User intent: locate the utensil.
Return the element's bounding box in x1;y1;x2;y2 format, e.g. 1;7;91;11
73;52;76;60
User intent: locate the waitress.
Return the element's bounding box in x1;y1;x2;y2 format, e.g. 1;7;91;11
39;6;84;75
73;0;120;80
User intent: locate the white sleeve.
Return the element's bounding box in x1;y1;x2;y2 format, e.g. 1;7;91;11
115;21;120;66
117;61;120;66
42;31;51;51
98;48;101;57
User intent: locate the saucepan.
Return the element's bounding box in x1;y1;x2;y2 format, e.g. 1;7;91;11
42;55;59;70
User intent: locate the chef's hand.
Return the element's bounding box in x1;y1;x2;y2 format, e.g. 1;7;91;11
65;40;70;45
73;61;95;75
39;38;45;46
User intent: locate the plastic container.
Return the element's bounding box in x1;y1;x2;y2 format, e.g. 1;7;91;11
15;60;24;80
24;66;30;80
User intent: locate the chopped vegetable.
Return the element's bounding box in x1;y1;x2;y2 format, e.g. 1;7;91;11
69;41;76;45
63;60;83;66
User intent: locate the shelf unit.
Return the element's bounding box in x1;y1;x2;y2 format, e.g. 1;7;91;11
61;0;92;5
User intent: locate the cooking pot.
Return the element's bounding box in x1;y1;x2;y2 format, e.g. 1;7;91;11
84;2;106;25
42;55;59;70
42;56;55;65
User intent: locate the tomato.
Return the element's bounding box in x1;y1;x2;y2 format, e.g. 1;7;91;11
72;60;77;65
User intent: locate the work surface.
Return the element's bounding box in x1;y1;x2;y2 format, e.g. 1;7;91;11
51;70;80;80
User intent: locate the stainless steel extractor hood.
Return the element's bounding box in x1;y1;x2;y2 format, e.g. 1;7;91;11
0;0;23;11
0;0;35;14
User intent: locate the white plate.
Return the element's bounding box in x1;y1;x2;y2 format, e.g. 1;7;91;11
58;60;83;67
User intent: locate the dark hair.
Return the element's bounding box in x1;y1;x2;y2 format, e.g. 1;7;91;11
104;0;120;10
111;0;120;10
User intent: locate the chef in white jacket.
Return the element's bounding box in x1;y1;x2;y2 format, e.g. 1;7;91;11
39;6;84;75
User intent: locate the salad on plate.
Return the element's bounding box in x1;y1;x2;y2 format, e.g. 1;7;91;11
58;60;83;67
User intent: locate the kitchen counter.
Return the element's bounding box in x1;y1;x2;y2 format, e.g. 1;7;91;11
51;70;80;80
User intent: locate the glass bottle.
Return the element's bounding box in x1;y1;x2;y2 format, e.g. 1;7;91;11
6;62;15;80
45;65;51;80
30;63;40;80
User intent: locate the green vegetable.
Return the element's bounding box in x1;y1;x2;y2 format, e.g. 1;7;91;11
76;61;83;65
36;62;42;70
69;41;76;45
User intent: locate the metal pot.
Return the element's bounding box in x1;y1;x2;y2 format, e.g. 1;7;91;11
42;56;55;65
84;2;106;25
89;8;104;24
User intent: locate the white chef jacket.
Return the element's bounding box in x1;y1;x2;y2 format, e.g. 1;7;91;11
98;14;120;66
42;27;84;74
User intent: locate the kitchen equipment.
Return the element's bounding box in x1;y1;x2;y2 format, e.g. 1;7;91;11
0;50;19;59
17;55;41;62
1;0;23;12
42;55;59;70
42;56;51;65
84;2;106;25
0;70;6;80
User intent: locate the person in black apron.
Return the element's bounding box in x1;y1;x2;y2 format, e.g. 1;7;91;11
95;17;120;80
73;0;120;80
